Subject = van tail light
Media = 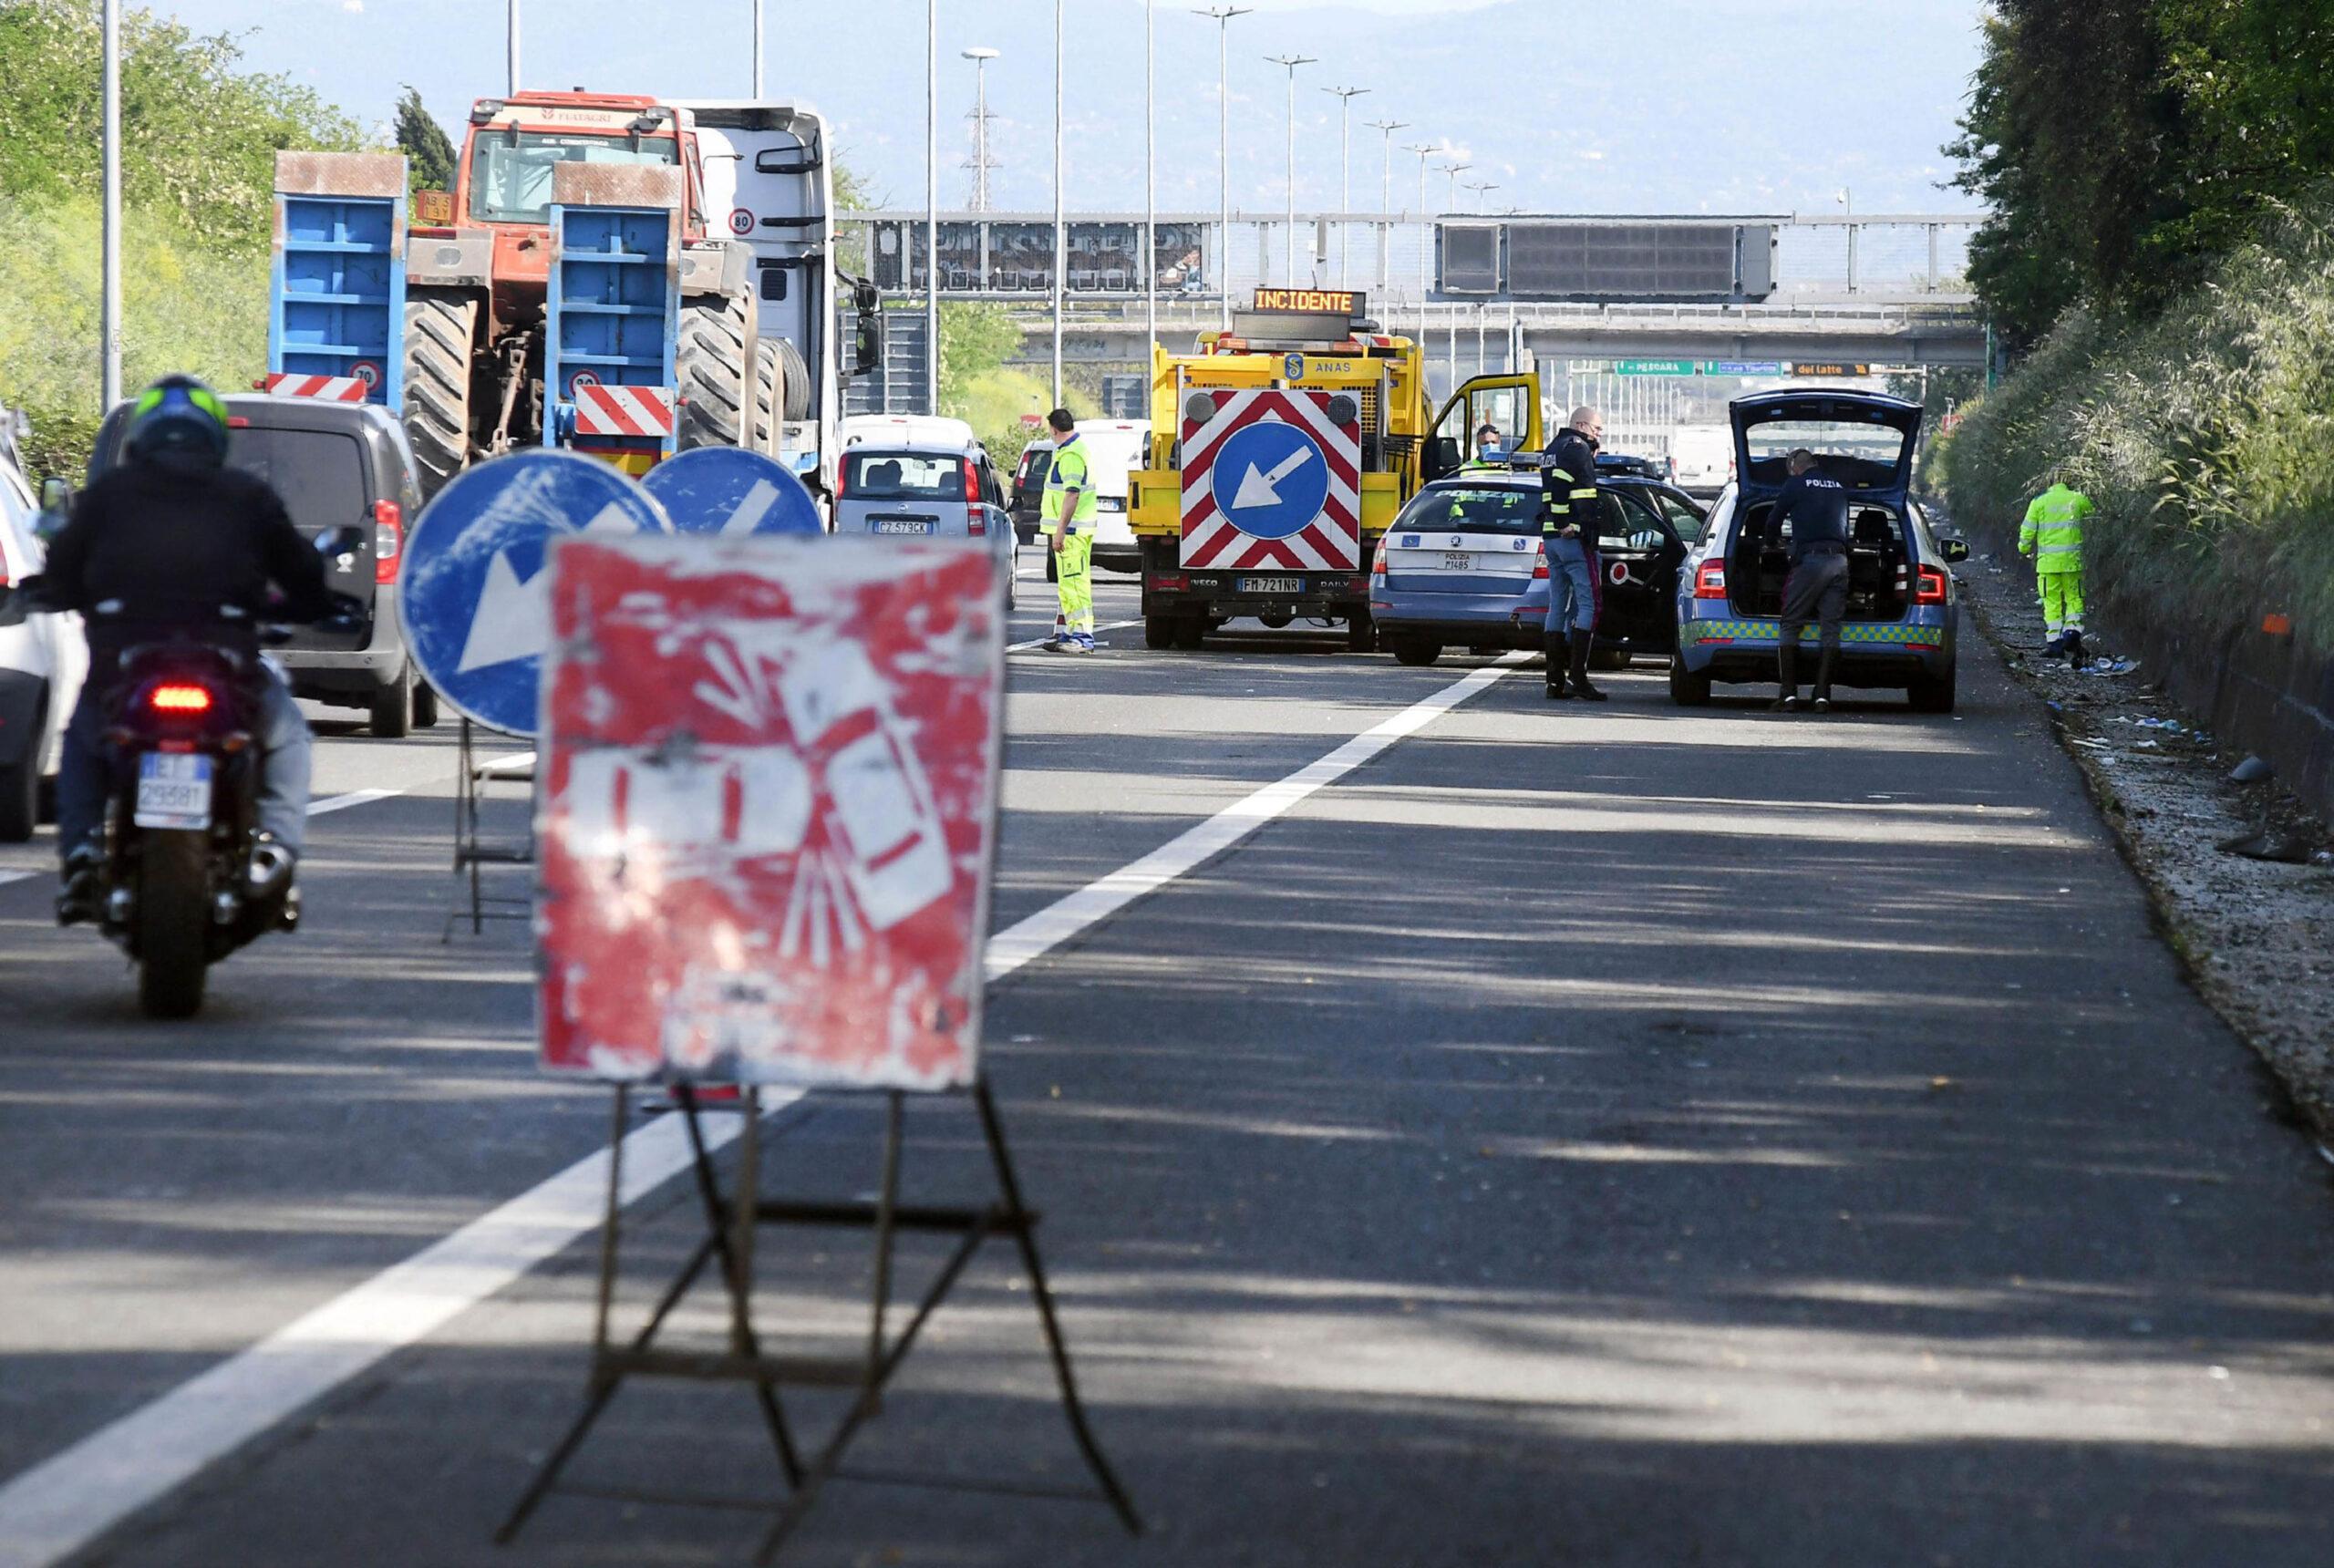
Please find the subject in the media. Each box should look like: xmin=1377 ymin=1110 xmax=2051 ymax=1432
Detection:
xmin=150 ymin=683 xmax=214 ymax=715
xmin=372 ymin=499 xmax=403 ymax=584
xmin=1914 ymin=564 xmax=1949 ymax=604
xmin=1533 ymin=541 xmax=1549 ymax=580
xmin=1694 ymin=560 xmax=1729 ymax=599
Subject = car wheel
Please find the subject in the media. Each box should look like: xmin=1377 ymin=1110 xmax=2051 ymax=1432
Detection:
xmin=1908 ymin=664 xmax=1957 ymax=713
xmin=1144 ymin=615 xmax=1175 ymax=650
xmin=369 ymin=667 xmax=414 ymax=738
xmin=1391 ymin=638 xmax=1441 ymax=667
xmin=1346 ymin=612 xmax=1375 ymax=654
xmin=411 ymin=679 xmax=440 ymax=729
xmin=1591 ymin=646 xmax=1633 ymax=672
xmin=0 ymin=752 xmax=35 ymax=843
xmin=1668 ymin=655 xmax=1712 ymax=707
xmin=1172 ymin=617 xmax=1207 ymax=651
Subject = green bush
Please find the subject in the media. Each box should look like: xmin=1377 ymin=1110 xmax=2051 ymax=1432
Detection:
xmin=1938 ymin=191 xmax=2334 ymax=654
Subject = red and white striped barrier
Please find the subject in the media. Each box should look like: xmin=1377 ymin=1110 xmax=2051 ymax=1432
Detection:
xmin=264 ymin=373 xmax=369 ymax=402
xmin=574 ymin=384 xmax=677 ymax=438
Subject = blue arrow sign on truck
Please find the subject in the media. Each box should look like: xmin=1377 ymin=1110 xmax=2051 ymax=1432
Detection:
xmin=400 ymin=450 xmax=670 ymax=736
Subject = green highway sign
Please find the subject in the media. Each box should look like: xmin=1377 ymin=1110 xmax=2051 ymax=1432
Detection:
xmin=1614 ymin=359 xmax=1699 ymax=376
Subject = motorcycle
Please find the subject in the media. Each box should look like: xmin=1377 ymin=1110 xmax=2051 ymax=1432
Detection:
xmin=1 ymin=526 xmax=366 ymax=1017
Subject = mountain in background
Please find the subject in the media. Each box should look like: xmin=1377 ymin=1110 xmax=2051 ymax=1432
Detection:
xmin=185 ymin=0 xmax=1986 ymax=218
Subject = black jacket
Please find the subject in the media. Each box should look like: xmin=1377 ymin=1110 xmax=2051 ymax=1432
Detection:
xmin=1768 ymin=467 xmax=1851 ymax=562
xmin=1540 ymin=428 xmax=1602 ymax=550
xmin=43 ymin=460 xmax=336 ymax=680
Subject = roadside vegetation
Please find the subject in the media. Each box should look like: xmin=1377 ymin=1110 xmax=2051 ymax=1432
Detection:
xmin=0 ymin=1 xmax=368 ymax=476
xmin=1937 ymin=1 xmax=2334 ymax=656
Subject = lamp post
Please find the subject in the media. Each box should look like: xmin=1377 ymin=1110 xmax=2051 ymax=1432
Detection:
xmin=1405 ymin=141 xmax=1433 ymax=346
xmin=1366 ymin=118 xmax=1407 ymax=297
xmin=1464 ymin=178 xmax=1498 ymax=214
xmin=1144 ymin=0 xmax=1156 ymax=387
xmin=962 ymin=46 xmax=999 ymax=212
xmin=1440 ymin=160 xmax=1471 ymax=213
xmin=925 ymin=0 xmax=939 ymax=414
xmin=1191 ymin=7 xmax=1251 ymax=330
xmin=751 ymin=0 xmax=763 ymax=97
xmin=1052 ymin=0 xmax=1065 ymax=403
xmin=1265 ymin=55 xmax=1315 ymax=284
xmin=1321 ymin=85 xmax=1368 ymax=288
xmin=507 ymin=0 xmax=520 ymax=96
xmin=101 ymin=0 xmax=120 ymax=409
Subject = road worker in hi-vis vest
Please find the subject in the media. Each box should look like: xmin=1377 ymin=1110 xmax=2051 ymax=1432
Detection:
xmin=2019 ymin=478 xmax=2094 ymax=665
xmin=1038 ymin=407 xmax=1099 ymax=653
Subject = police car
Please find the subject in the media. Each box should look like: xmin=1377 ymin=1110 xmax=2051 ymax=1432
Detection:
xmin=1668 ymin=390 xmax=1966 ymax=710
xmin=1368 ymin=469 xmax=1705 ymax=668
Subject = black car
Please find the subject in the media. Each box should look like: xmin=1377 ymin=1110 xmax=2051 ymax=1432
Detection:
xmin=88 ymin=395 xmax=435 ymax=737
xmin=1596 ymin=450 xmax=1672 ymax=483
xmin=1007 ymin=440 xmax=1054 ymax=545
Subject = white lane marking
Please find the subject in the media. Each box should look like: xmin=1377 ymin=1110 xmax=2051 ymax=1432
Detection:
xmin=985 ymin=654 xmax=1527 ymax=978
xmin=1007 ymin=619 xmax=1140 ymax=653
xmin=306 ymin=788 xmax=401 ymax=817
xmin=0 ymin=655 xmax=1523 ymax=1565
xmin=0 ymin=871 xmax=33 ymax=889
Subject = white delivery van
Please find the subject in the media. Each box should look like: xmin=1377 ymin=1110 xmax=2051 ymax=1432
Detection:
xmin=1069 ymin=418 xmax=1149 ymax=573
xmin=840 ymin=413 xmax=978 ymax=452
xmin=1670 ymin=425 xmax=1735 ymax=495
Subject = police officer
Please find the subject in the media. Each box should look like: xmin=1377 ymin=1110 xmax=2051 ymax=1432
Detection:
xmin=2019 ymin=476 xmax=2093 ymax=664
xmin=1038 ymin=407 xmax=1098 ymax=653
xmin=1540 ymin=405 xmax=1606 ymax=701
xmin=38 ymin=376 xmax=354 ymax=921
xmin=1767 ymin=447 xmax=1850 ymax=711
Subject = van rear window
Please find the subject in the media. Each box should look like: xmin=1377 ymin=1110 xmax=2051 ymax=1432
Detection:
xmin=845 ymin=451 xmax=966 ymax=501
xmin=224 ymin=428 xmax=367 ymax=532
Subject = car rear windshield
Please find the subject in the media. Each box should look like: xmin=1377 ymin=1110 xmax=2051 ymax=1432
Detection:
xmin=845 ymin=451 xmax=967 ymax=502
xmin=1740 ymin=416 xmax=1910 ymax=490
xmin=224 ymin=428 xmax=368 ymax=532
xmin=1396 ymin=486 xmax=1543 ymax=536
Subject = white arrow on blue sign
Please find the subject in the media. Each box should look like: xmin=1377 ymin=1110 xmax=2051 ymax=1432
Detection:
xmin=400 ymin=449 xmax=671 ymax=737
xmin=639 ymin=445 xmax=824 ymax=536
xmin=1210 ymin=418 xmax=1330 ymax=542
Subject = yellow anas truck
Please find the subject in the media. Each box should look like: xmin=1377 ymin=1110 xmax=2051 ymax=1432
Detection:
xmin=1129 ymin=288 xmax=1541 ymax=651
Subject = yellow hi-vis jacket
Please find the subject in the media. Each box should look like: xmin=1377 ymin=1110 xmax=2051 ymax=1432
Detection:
xmin=2019 ymin=483 xmax=2092 ymax=575
xmin=1040 ymin=434 xmax=1097 ymax=533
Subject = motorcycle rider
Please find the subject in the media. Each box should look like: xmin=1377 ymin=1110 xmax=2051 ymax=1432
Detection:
xmin=38 ymin=376 xmax=351 ymax=923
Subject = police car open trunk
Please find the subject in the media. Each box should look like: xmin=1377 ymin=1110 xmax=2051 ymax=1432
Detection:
xmin=1722 ymin=390 xmax=1922 ymax=622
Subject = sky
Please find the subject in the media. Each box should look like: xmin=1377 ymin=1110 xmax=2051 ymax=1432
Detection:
xmin=174 ymin=0 xmax=1990 ymax=218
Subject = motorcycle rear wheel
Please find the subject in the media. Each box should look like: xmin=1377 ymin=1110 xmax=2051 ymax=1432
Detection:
xmin=137 ymin=830 xmax=211 ymax=1019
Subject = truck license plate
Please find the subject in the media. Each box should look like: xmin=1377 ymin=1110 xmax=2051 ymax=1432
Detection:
xmin=1236 ymin=575 xmax=1302 ymax=595
xmin=135 ymin=752 xmax=213 ymax=830
xmin=873 ymin=519 xmax=930 ymax=536
xmin=1442 ymin=552 xmax=1473 ymax=570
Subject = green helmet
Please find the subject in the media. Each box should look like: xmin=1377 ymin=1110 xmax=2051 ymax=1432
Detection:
xmin=126 ymin=375 xmax=231 ymax=469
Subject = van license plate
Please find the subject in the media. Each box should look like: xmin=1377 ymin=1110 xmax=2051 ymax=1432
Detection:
xmin=1236 ymin=576 xmax=1302 ymax=595
xmin=873 ymin=520 xmax=930 ymax=536
xmin=135 ymin=752 xmax=213 ymax=830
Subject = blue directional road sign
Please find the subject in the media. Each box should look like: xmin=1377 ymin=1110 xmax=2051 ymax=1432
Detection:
xmin=1209 ymin=418 xmax=1330 ymax=542
xmin=401 ymin=449 xmax=670 ymax=737
xmin=640 ymin=445 xmax=823 ymax=536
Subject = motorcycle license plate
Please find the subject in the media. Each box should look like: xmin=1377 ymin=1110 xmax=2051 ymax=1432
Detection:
xmin=135 ymin=752 xmax=213 ymax=830
xmin=1236 ymin=575 xmax=1303 ymax=595
xmin=873 ymin=518 xmax=932 ymax=536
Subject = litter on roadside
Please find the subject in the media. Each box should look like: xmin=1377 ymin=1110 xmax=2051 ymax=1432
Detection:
xmin=2215 ymin=830 xmax=2317 ymax=864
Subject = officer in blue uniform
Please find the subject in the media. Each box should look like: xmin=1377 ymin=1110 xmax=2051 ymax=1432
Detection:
xmin=1540 ymin=407 xmax=1606 ymax=701
xmin=1767 ymin=447 xmax=1851 ymax=711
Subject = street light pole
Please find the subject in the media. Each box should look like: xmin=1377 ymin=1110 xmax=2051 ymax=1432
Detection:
xmin=1265 ymin=55 xmax=1315 ymax=284
xmin=1464 ymin=179 xmax=1498 ymax=214
xmin=1405 ymin=142 xmax=1433 ymax=346
xmin=1367 ymin=119 xmax=1407 ymax=298
xmin=1191 ymin=7 xmax=1250 ymax=331
xmin=100 ymin=0 xmax=120 ymax=409
xmin=925 ymin=0 xmax=939 ymax=415
xmin=752 ymin=0 xmax=763 ymax=97
xmin=1321 ymin=86 xmax=1368 ymax=288
xmin=1052 ymin=0 xmax=1066 ymax=403
xmin=1441 ymin=160 xmax=1470 ymax=213
xmin=1145 ymin=0 xmax=1157 ymax=385
xmin=507 ymin=0 xmax=520 ymax=96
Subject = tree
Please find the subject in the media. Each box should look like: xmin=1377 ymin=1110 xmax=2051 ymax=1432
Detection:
xmin=394 ymin=86 xmax=458 ymax=194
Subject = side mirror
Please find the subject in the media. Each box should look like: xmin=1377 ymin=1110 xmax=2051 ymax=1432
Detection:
xmin=853 ymin=314 xmax=883 ymax=377
xmin=1424 ymin=435 xmax=1461 ymax=482
xmin=1941 ymin=536 xmax=1970 ymax=563
xmin=39 ymin=477 xmax=71 ymax=513
xmin=0 ymin=586 xmax=25 ymax=630
xmin=315 ymin=523 xmax=368 ymax=571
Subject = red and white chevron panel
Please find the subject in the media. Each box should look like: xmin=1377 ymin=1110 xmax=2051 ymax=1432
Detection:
xmin=1178 ymin=388 xmax=1361 ymax=572
xmin=263 ymin=374 xmax=367 ymax=402
xmin=574 ymin=384 xmax=677 ymax=438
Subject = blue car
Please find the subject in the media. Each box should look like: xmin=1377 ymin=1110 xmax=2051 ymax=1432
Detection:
xmin=1668 ymin=389 xmax=1967 ymax=710
xmin=1368 ymin=470 xmax=1705 ymax=668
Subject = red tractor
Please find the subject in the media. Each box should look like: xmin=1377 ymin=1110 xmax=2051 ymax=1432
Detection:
xmin=402 ymin=90 xmax=791 ymax=493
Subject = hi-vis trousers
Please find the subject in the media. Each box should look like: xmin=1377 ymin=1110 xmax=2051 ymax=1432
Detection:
xmin=2039 ymin=568 xmax=2085 ymax=636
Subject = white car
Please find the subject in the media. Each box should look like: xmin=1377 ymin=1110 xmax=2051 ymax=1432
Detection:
xmin=840 ymin=413 xmax=977 ymax=453
xmin=1069 ymin=419 xmax=1150 ymax=573
xmin=0 ymin=453 xmax=87 ymax=841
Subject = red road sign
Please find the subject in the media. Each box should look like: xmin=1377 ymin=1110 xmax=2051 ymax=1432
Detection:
xmin=573 ymin=383 xmax=676 ymax=438
xmin=1178 ymin=388 xmax=1361 ymax=572
xmin=537 ymin=535 xmax=1007 ymax=1089
xmin=263 ymin=373 xmax=368 ymax=402
xmin=728 ymin=206 xmax=755 ymax=236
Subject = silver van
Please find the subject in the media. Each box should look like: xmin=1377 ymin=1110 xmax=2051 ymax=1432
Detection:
xmin=832 ymin=442 xmax=1015 ymax=608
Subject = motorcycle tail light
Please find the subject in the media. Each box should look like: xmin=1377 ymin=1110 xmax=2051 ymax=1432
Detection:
xmin=1694 ymin=561 xmax=1729 ymax=599
xmin=1914 ymin=565 xmax=1949 ymax=604
xmin=150 ymin=684 xmax=214 ymax=714
xmin=373 ymin=499 xmax=403 ymax=584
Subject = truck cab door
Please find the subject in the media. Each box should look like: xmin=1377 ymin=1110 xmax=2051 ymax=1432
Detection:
xmin=1423 ymin=374 xmax=1544 ymax=483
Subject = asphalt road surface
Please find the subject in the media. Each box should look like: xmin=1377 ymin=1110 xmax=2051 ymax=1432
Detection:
xmin=2 ymin=559 xmax=2329 ymax=1567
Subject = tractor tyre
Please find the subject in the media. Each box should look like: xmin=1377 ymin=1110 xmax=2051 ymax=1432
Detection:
xmin=403 ymin=293 xmax=479 ymax=500
xmin=676 ymin=291 xmax=754 ymax=450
